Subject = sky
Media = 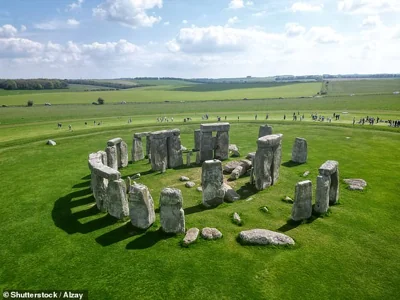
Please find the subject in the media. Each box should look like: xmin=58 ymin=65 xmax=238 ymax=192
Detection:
xmin=0 ymin=0 xmax=399 ymax=79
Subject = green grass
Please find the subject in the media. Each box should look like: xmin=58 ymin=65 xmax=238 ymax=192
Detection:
xmin=327 ymin=79 xmax=400 ymax=95
xmin=0 ymin=82 xmax=399 ymax=299
xmin=0 ymin=82 xmax=321 ymax=106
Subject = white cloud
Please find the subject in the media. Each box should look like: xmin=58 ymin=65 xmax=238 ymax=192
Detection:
xmin=338 ymin=0 xmax=400 ymax=14
xmin=285 ymin=23 xmax=306 ymax=37
xmin=361 ymin=16 xmax=382 ymax=28
xmin=291 ymin=2 xmax=323 ymax=12
xmin=20 ymin=25 xmax=27 ymax=32
xmin=0 ymin=38 xmax=43 ymax=58
xmin=66 ymin=0 xmax=84 ymax=11
xmin=228 ymin=0 xmax=244 ymax=9
xmin=163 ymin=21 xmax=170 ymax=26
xmin=182 ymin=20 xmax=188 ymax=24
xmin=0 ymin=24 xmax=18 ymax=37
xmin=246 ymin=1 xmax=254 ymax=5
xmin=93 ymin=0 xmax=162 ymax=29
xmin=34 ymin=19 xmax=80 ymax=30
xmin=67 ymin=19 xmax=80 ymax=26
xmin=227 ymin=16 xmax=239 ymax=26
xmin=307 ymin=26 xmax=343 ymax=44
xmin=165 ymin=26 xmax=284 ymax=53
xmin=252 ymin=10 xmax=267 ymax=17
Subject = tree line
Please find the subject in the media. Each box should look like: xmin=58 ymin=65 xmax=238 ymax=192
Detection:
xmin=65 ymin=79 xmax=148 ymax=89
xmin=0 ymin=79 xmax=68 ymax=90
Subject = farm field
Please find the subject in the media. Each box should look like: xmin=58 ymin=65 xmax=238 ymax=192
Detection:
xmin=0 ymin=79 xmax=399 ymax=300
xmin=326 ymin=79 xmax=400 ymax=95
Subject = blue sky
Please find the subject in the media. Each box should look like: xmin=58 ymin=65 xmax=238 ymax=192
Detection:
xmin=0 ymin=0 xmax=399 ymax=78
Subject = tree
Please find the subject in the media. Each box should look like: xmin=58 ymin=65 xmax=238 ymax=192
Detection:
xmin=97 ymin=97 xmax=105 ymax=105
xmin=5 ymin=80 xmax=17 ymax=90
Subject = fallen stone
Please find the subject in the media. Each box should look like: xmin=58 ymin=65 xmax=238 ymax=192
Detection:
xmin=223 ymin=183 xmax=240 ymax=202
xmin=185 ymin=181 xmax=195 ymax=188
xmin=260 ymin=206 xmax=269 ymax=213
xmin=196 ymin=187 xmax=203 ymax=192
xmin=182 ymin=228 xmax=199 ymax=246
xmin=201 ymin=227 xmax=223 ymax=240
xmin=229 ymin=144 xmax=240 ymax=157
xmin=179 ymin=176 xmax=190 ymax=181
xmin=47 ymin=140 xmax=56 ymax=146
xmin=238 ymin=229 xmax=295 ymax=246
xmin=233 ymin=212 xmax=242 ymax=225
xmin=246 ymin=152 xmax=256 ymax=160
xmin=223 ymin=161 xmax=242 ymax=174
xmin=303 ymin=171 xmax=310 ymax=177
xmin=343 ymin=178 xmax=367 ymax=191
xmin=282 ymin=196 xmax=293 ymax=203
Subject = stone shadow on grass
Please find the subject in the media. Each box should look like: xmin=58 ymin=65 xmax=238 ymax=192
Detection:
xmin=125 ymin=228 xmax=174 ymax=250
xmin=184 ymin=203 xmax=209 ymax=215
xmin=236 ymin=182 xmax=259 ymax=199
xmin=72 ymin=180 xmax=91 ymax=189
xmin=276 ymin=216 xmax=319 ymax=233
xmin=96 ymin=223 xmax=146 ymax=247
xmin=52 ymin=187 xmax=118 ymax=235
xmin=282 ymin=160 xmax=303 ymax=168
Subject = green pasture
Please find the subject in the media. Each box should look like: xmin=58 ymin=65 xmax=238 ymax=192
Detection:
xmin=0 ymin=80 xmax=399 ymax=299
xmin=326 ymin=79 xmax=400 ymax=95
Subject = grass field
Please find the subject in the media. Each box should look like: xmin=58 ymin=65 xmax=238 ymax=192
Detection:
xmin=326 ymin=79 xmax=400 ymax=95
xmin=0 ymin=79 xmax=399 ymax=299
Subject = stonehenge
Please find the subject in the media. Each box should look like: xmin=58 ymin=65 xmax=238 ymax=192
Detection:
xmin=291 ymin=180 xmax=313 ymax=221
xmin=105 ymin=137 xmax=129 ymax=170
xmin=159 ymin=188 xmax=185 ymax=234
xmin=149 ymin=129 xmax=183 ymax=171
xmin=252 ymin=134 xmax=283 ymax=190
xmin=315 ymin=160 xmax=339 ymax=213
xmin=291 ymin=137 xmax=308 ymax=163
xmin=258 ymin=125 xmax=273 ymax=138
xmin=202 ymin=159 xmax=225 ymax=208
xmin=198 ymin=123 xmax=230 ymax=162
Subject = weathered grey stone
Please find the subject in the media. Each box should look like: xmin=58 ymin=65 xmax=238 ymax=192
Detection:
xmin=253 ymin=134 xmax=283 ymax=190
xmin=185 ymin=181 xmax=195 ymax=188
xmin=230 ymin=165 xmax=245 ymax=180
xmin=47 ymin=139 xmax=56 ymax=146
xmin=200 ymin=131 xmax=213 ymax=162
xmin=200 ymin=123 xmax=230 ymax=132
xmin=194 ymin=129 xmax=201 ymax=150
xmin=233 ymin=212 xmax=242 ymax=225
xmin=229 ymin=144 xmax=240 ymax=157
xmin=107 ymin=137 xmax=122 ymax=146
xmin=107 ymin=179 xmax=129 ymax=219
xmin=150 ymin=136 xmax=168 ymax=171
xmin=132 ymin=137 xmax=144 ymax=162
xmin=315 ymin=175 xmax=330 ymax=214
xmin=238 ymin=229 xmax=295 ymax=246
xmin=88 ymin=152 xmax=103 ymax=170
xmin=161 ymin=161 xmax=166 ymax=173
xmin=129 ymin=183 xmax=155 ymax=229
xmin=196 ymin=187 xmax=202 ymax=192
xmin=105 ymin=145 xmax=118 ymax=170
xmin=92 ymin=174 xmax=108 ymax=212
xmin=246 ymin=152 xmax=256 ymax=160
xmin=134 ymin=132 xmax=149 ymax=138
xmin=303 ymin=171 xmax=310 ymax=177
xmin=223 ymin=161 xmax=242 ymax=174
xmin=201 ymin=227 xmax=222 ymax=240
xmin=291 ymin=180 xmax=313 ymax=221
xmin=317 ymin=160 xmax=339 ymax=205
xmin=119 ymin=141 xmax=128 ymax=168
xmin=92 ymin=165 xmax=121 ymax=180
xmin=343 ymin=178 xmax=367 ymax=191
xmin=167 ymin=133 xmax=183 ymax=168
xmin=215 ymin=131 xmax=229 ymax=160
xmin=182 ymin=228 xmax=199 ymax=246
xmin=282 ymin=196 xmax=294 ymax=203
xmin=180 ymin=176 xmax=190 ymax=181
xmin=159 ymin=188 xmax=185 ymax=234
xmin=146 ymin=135 xmax=151 ymax=157
xmin=291 ymin=137 xmax=308 ymax=163
xmin=223 ymin=183 xmax=240 ymax=202
xmin=186 ymin=151 xmax=192 ymax=166
xmin=98 ymin=150 xmax=108 ymax=166
xmin=202 ymin=160 xmax=225 ymax=208
xmin=258 ymin=125 xmax=273 ymax=138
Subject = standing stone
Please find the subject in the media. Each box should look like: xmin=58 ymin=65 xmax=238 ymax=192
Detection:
xmin=291 ymin=137 xmax=308 ymax=164
xmin=92 ymin=175 xmax=108 ymax=212
xmin=200 ymin=131 xmax=213 ymax=162
xmin=159 ymin=188 xmax=185 ymax=234
xmin=258 ymin=125 xmax=273 ymax=138
xmin=167 ymin=130 xmax=183 ymax=168
xmin=119 ymin=141 xmax=129 ymax=167
xmin=318 ymin=160 xmax=339 ymax=205
xmin=194 ymin=129 xmax=201 ymax=150
xmin=252 ymin=134 xmax=283 ymax=190
xmin=202 ymin=160 xmax=225 ymax=207
xmin=315 ymin=175 xmax=330 ymax=214
xmin=215 ymin=131 xmax=229 ymax=160
xmin=105 ymin=145 xmax=118 ymax=170
xmin=129 ymin=183 xmax=155 ymax=229
xmin=132 ymin=137 xmax=144 ymax=162
xmin=291 ymin=180 xmax=313 ymax=221
xmin=186 ymin=151 xmax=192 ymax=166
xmin=146 ymin=135 xmax=151 ymax=158
xmin=107 ymin=179 xmax=129 ymax=219
xmin=150 ymin=134 xmax=168 ymax=171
